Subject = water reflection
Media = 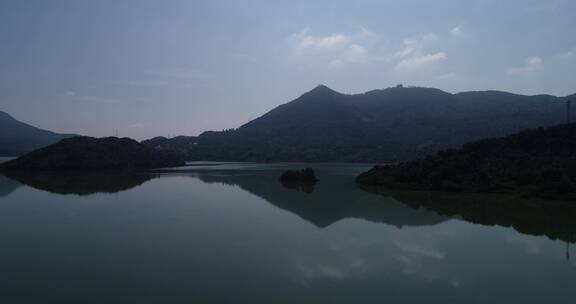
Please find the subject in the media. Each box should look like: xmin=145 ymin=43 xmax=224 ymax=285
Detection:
xmin=280 ymin=180 xmax=316 ymax=193
xmin=0 ymin=175 xmax=21 ymax=198
xmin=4 ymin=166 xmax=576 ymax=245
xmin=360 ymin=185 xmax=576 ymax=243
xmin=0 ymin=165 xmax=575 ymax=302
xmin=193 ymin=170 xmax=449 ymax=228
xmin=1 ymin=172 xmax=157 ymax=195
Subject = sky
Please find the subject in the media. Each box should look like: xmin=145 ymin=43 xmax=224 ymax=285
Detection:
xmin=0 ymin=0 xmax=575 ymax=139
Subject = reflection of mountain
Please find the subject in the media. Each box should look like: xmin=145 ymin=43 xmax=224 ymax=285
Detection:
xmin=361 ymin=185 xmax=576 ymax=243
xmin=2 ymin=172 xmax=157 ymax=195
xmin=193 ymin=170 xmax=449 ymax=228
xmin=0 ymin=175 xmax=22 ymax=198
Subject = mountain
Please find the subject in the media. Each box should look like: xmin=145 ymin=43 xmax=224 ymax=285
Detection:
xmin=357 ymin=123 xmax=576 ymax=199
xmin=0 ymin=111 xmax=78 ymax=156
xmin=0 ymin=136 xmax=186 ymax=171
xmin=143 ymin=85 xmax=575 ymax=162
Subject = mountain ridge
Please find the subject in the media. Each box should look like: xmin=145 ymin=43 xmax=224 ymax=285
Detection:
xmin=0 ymin=111 xmax=79 ymax=156
xmin=143 ymin=85 xmax=575 ymax=162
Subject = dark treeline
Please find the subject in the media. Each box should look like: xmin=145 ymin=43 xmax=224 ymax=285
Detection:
xmin=357 ymin=123 xmax=576 ymax=199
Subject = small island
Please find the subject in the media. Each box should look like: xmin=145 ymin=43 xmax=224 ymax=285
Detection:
xmin=279 ymin=168 xmax=319 ymax=183
xmin=357 ymin=123 xmax=576 ymax=199
xmin=0 ymin=136 xmax=186 ymax=171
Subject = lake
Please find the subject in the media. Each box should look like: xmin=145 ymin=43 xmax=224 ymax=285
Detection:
xmin=0 ymin=163 xmax=575 ymax=303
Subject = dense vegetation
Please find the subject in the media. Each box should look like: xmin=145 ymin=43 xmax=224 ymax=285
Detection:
xmin=143 ymin=85 xmax=573 ymax=162
xmin=357 ymin=123 xmax=576 ymax=198
xmin=279 ymin=168 xmax=318 ymax=182
xmin=0 ymin=111 xmax=78 ymax=156
xmin=0 ymin=136 xmax=185 ymax=171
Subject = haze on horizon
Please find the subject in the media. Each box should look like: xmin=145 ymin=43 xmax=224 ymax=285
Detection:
xmin=0 ymin=0 xmax=575 ymax=139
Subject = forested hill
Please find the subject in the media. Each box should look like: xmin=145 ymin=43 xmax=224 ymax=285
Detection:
xmin=357 ymin=123 xmax=576 ymax=198
xmin=143 ymin=85 xmax=574 ymax=162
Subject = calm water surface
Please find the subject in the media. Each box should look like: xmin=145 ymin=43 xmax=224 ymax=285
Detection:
xmin=0 ymin=163 xmax=575 ymax=303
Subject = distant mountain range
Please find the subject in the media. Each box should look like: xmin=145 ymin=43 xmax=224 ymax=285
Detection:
xmin=144 ymin=85 xmax=575 ymax=162
xmin=0 ymin=111 xmax=78 ymax=156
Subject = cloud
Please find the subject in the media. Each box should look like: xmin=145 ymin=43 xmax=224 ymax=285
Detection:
xmin=507 ymin=56 xmax=543 ymax=75
xmin=144 ymin=67 xmax=213 ymax=80
xmin=128 ymin=123 xmax=145 ymax=129
xmin=437 ymin=72 xmax=457 ymax=80
xmin=450 ymin=26 xmax=463 ymax=37
xmin=403 ymin=33 xmax=438 ymax=47
xmin=358 ymin=26 xmax=375 ymax=38
xmin=288 ymin=28 xmax=449 ymax=73
xmin=64 ymin=91 xmax=122 ymax=104
xmin=292 ymin=29 xmax=351 ymax=55
xmin=329 ymin=44 xmax=368 ymax=67
xmin=393 ymin=32 xmax=447 ymax=71
xmin=289 ymin=28 xmax=371 ymax=68
xmin=119 ymin=67 xmax=215 ymax=89
xmin=228 ymin=52 xmax=258 ymax=63
xmin=396 ymin=52 xmax=447 ymax=70
xmin=125 ymin=80 xmax=169 ymax=87
xmin=558 ymin=48 xmax=576 ymax=58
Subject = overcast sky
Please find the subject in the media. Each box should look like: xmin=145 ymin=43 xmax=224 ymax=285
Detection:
xmin=0 ymin=0 xmax=575 ymax=139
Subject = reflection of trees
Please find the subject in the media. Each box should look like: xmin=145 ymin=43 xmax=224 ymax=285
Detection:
xmin=360 ymin=184 xmax=576 ymax=243
xmin=280 ymin=180 xmax=315 ymax=194
xmin=194 ymin=170 xmax=449 ymax=228
xmin=2 ymin=172 xmax=157 ymax=195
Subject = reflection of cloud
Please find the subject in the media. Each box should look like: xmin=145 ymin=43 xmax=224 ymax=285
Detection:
xmin=450 ymin=277 xmax=461 ymax=288
xmin=296 ymin=255 xmax=367 ymax=281
xmin=299 ymin=264 xmax=350 ymax=280
xmin=396 ymin=255 xmax=440 ymax=281
xmin=392 ymin=233 xmax=451 ymax=283
xmin=505 ymin=235 xmax=542 ymax=255
xmin=396 ymin=240 xmax=446 ymax=259
xmin=293 ymin=240 xmax=370 ymax=283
